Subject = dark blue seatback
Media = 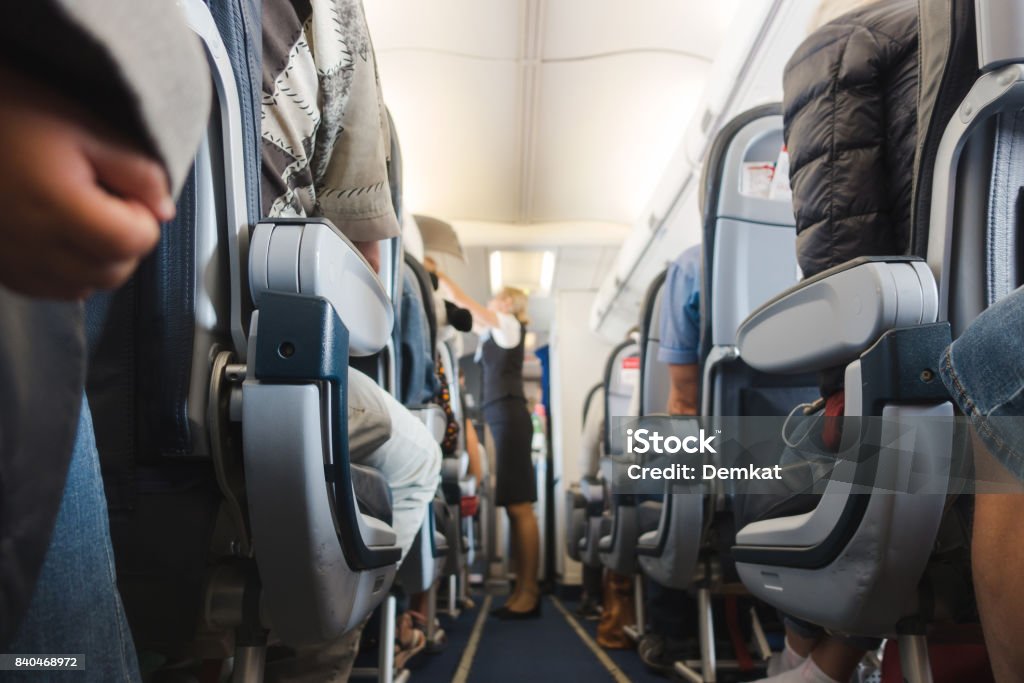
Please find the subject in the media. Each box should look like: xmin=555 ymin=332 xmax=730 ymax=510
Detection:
xmin=88 ymin=0 xmax=262 ymax=465
xmin=84 ymin=0 xmax=262 ymax=649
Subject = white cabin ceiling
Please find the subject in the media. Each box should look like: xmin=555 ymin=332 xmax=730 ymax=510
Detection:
xmin=365 ymin=0 xmax=740 ymax=231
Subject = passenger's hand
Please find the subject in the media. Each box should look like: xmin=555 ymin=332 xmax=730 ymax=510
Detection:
xmin=0 ymin=66 xmax=174 ymax=300
xmin=423 ymin=256 xmax=438 ymax=275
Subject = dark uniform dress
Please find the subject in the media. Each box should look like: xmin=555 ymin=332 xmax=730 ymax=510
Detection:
xmin=480 ymin=320 xmax=537 ymax=506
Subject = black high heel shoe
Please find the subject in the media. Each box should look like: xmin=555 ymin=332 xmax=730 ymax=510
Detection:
xmin=493 ymin=598 xmax=542 ymax=620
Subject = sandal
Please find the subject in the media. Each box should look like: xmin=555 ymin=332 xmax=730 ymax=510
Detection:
xmin=408 ymin=610 xmax=448 ymax=651
xmin=394 ymin=612 xmax=426 ymax=670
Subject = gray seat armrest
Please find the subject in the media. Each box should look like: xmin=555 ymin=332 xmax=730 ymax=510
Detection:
xmin=250 ymin=218 xmax=394 ymax=356
xmin=736 ymin=257 xmax=938 ymax=374
xmin=579 ymin=476 xmax=605 ymax=507
xmin=636 ymin=530 xmax=660 ymax=551
xmin=440 ymin=457 xmax=462 ymax=484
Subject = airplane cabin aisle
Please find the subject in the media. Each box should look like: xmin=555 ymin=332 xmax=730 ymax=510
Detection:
xmin=371 ymin=593 xmax=663 ymax=683
xmin=352 ymin=586 xmax=769 ymax=683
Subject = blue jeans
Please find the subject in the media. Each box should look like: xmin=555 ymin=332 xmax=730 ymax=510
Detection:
xmin=940 ymin=285 xmax=1024 ymax=483
xmin=5 ymin=399 xmax=141 ymax=682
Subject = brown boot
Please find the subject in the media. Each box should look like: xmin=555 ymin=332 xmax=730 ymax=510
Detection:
xmin=596 ymin=571 xmax=636 ymax=649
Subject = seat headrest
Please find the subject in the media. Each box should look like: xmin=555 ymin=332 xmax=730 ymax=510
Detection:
xmin=603 ymin=340 xmax=639 ymax=452
xmin=698 ymin=105 xmax=795 ymax=361
xmin=638 ymin=271 xmax=670 ymax=416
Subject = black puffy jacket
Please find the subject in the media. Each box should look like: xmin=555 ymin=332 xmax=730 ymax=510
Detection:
xmin=783 ymin=0 xmax=918 ymax=278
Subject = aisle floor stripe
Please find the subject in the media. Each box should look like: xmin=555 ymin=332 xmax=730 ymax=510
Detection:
xmin=550 ymin=596 xmax=632 ymax=683
xmin=452 ymin=594 xmax=492 ymax=683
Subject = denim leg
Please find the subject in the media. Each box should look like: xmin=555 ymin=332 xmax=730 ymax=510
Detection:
xmin=5 ymin=398 xmax=141 ymax=683
xmin=939 ymin=284 xmax=1024 ymax=482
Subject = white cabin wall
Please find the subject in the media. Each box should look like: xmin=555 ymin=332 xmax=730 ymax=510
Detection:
xmin=549 ymin=289 xmax=616 ymax=585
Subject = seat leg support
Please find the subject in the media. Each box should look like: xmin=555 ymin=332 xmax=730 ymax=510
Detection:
xmin=448 ymin=574 xmax=459 ymax=617
xmin=634 ymin=577 xmax=646 ymax=639
xmin=673 ymin=661 xmax=703 ymax=683
xmin=230 ymin=568 xmax=267 ymax=683
xmin=698 ymin=586 xmax=716 ymax=683
xmin=378 ymin=594 xmax=397 ymax=683
xmin=898 ymin=634 xmax=933 ymax=683
xmin=232 ymin=646 xmax=266 ymax=683
xmin=749 ymin=606 xmax=772 ymax=661
xmin=426 ymin=582 xmax=439 ymax=645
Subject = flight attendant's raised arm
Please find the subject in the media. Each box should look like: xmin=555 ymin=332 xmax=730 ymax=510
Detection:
xmin=424 ymin=259 xmax=500 ymax=329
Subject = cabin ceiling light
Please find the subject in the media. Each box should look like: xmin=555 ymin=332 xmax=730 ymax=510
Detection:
xmin=489 ymin=250 xmax=503 ymax=296
xmin=489 ymin=249 xmax=556 ymax=297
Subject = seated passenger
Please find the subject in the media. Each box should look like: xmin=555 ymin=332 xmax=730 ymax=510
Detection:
xmin=638 ymin=245 xmax=702 ymax=673
xmin=785 ymin=0 xmax=918 ymax=398
xmin=261 ymin=0 xmax=441 ymax=678
xmin=0 ymin=4 xmax=209 ymax=679
xmin=758 ymin=0 xmax=916 ymax=681
xmin=399 ymin=264 xmax=441 ymax=408
xmin=939 ymin=291 xmax=1024 ymax=681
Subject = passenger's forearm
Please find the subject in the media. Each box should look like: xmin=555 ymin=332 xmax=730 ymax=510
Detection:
xmin=437 ymin=272 xmax=497 ymax=328
xmin=668 ymin=394 xmax=698 ymax=416
xmin=465 ymin=419 xmax=483 ymax=483
xmin=667 ymin=363 xmax=699 ymax=415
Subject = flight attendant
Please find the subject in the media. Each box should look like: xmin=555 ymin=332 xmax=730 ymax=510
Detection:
xmin=428 ymin=261 xmax=541 ymax=619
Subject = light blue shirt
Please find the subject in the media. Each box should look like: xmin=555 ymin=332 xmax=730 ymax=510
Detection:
xmin=657 ymin=245 xmax=702 ymax=365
